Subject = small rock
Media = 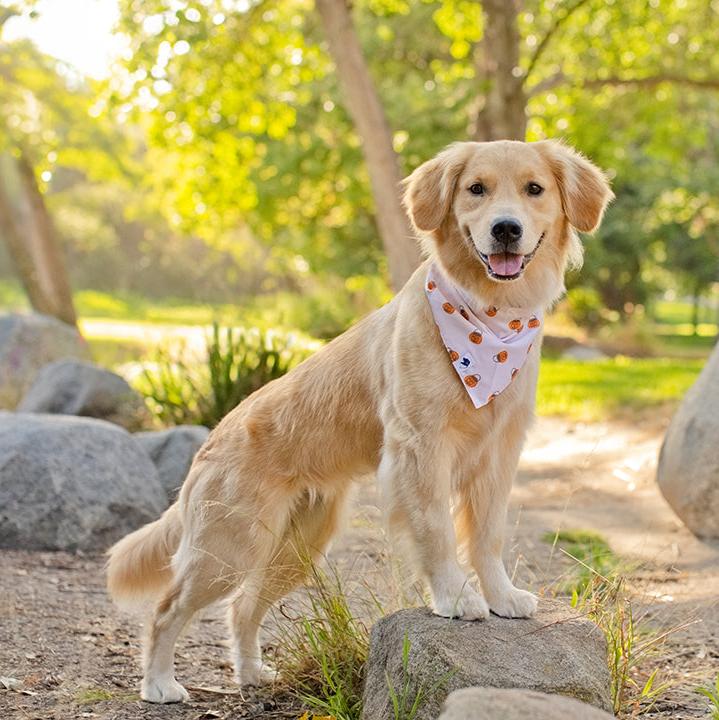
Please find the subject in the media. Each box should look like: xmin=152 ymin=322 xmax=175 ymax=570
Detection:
xmin=657 ymin=341 xmax=719 ymax=538
xmin=134 ymin=425 xmax=209 ymax=499
xmin=0 ymin=413 xmax=167 ymax=551
xmin=0 ymin=313 xmax=90 ymax=409
xmin=361 ymin=600 xmax=611 ymax=720
xmin=18 ymin=359 xmax=146 ymax=430
xmin=439 ymin=687 xmax=614 ymax=720
xmin=561 ymin=345 xmax=607 ymax=361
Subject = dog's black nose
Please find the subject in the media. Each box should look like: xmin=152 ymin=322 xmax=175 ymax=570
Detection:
xmin=491 ymin=218 xmax=523 ymax=244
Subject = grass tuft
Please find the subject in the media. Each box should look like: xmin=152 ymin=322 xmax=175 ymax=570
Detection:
xmin=544 ymin=528 xmax=679 ymax=717
xmin=274 ymin=562 xmax=375 ymax=720
xmin=76 ymin=687 xmax=115 ymax=704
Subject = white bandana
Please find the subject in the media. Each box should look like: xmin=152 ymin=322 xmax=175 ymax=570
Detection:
xmin=425 ymin=264 xmax=543 ymax=409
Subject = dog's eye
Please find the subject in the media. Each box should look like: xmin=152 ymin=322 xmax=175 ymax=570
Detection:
xmin=469 ymin=183 xmax=485 ymax=196
xmin=527 ymin=182 xmax=544 ymax=196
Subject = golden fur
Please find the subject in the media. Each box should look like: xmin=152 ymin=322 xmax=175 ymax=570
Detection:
xmin=106 ymin=140 xmax=613 ymax=703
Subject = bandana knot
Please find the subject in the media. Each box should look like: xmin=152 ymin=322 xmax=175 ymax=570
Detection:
xmin=425 ymin=264 xmax=542 ymax=409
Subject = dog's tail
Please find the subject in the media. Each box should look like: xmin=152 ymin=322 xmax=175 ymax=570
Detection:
xmin=106 ymin=502 xmax=182 ymax=607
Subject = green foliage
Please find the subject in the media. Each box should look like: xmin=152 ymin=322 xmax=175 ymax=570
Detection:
xmin=563 ymin=287 xmax=607 ymax=330
xmin=697 ymin=675 xmax=719 ymax=720
xmin=3 ymin=0 xmax=719 ymax=320
xmin=136 ymin=323 xmax=319 ymax=427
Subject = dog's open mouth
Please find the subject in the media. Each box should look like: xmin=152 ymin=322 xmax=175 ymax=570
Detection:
xmin=475 ymin=233 xmax=545 ymax=281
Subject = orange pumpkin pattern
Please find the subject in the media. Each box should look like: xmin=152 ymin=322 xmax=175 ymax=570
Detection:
xmin=424 ymin=265 xmax=543 ymax=410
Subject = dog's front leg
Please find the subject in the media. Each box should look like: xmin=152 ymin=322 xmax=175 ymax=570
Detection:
xmin=460 ymin=461 xmax=537 ymax=619
xmin=378 ymin=436 xmax=489 ymax=621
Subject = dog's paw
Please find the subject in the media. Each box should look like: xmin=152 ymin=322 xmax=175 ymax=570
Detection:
xmin=487 ymin=587 xmax=538 ymax=618
xmin=432 ymin=583 xmax=490 ymax=621
xmin=235 ymin=661 xmax=278 ymax=687
xmin=141 ymin=676 xmax=189 ymax=703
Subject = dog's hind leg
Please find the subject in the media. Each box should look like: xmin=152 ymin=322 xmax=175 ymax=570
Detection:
xmin=141 ymin=543 xmax=235 ymax=703
xmin=228 ymin=489 xmax=347 ymax=687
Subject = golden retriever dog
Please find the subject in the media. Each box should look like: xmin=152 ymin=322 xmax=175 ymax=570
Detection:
xmin=107 ymin=139 xmax=612 ymax=703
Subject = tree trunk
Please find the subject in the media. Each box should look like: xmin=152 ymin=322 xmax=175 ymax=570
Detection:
xmin=315 ymin=0 xmax=421 ymax=291
xmin=0 ymin=152 xmax=77 ymax=325
xmin=472 ymin=0 xmax=527 ymax=141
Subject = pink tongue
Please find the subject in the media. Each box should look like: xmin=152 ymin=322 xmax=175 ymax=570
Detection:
xmin=488 ymin=252 xmax=523 ymax=276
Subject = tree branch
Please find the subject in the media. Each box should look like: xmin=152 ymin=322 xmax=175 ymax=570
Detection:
xmin=527 ymin=71 xmax=719 ymax=97
xmin=524 ymin=0 xmax=593 ymax=80
xmin=583 ymin=74 xmax=719 ymax=90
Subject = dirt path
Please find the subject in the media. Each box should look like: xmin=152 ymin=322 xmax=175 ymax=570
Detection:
xmin=1 ymin=416 xmax=717 ymax=719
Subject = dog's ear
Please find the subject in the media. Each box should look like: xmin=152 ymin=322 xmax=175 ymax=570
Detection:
xmin=536 ymin=140 xmax=614 ymax=232
xmin=403 ymin=144 xmax=467 ymax=232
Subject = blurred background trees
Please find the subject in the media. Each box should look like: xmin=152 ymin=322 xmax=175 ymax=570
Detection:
xmin=0 ymin=0 xmax=718 ymax=337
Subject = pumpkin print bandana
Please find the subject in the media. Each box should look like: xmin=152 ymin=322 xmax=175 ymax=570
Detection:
xmin=425 ymin=264 xmax=543 ymax=409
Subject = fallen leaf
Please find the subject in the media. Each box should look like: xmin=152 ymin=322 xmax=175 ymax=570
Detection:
xmin=0 ymin=676 xmax=22 ymax=691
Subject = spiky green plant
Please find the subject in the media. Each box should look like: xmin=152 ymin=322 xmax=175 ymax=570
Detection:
xmin=137 ymin=322 xmax=318 ymax=427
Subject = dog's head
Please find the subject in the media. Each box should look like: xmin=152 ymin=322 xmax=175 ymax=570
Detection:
xmin=403 ymin=140 xmax=613 ymax=308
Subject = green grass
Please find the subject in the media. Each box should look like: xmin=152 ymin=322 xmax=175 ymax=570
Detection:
xmin=652 ymin=298 xmax=719 ymax=327
xmin=697 ymin=675 xmax=719 ymax=719
xmin=542 ymin=529 xmax=622 ymax=595
xmin=537 ymin=355 xmax=705 ymax=421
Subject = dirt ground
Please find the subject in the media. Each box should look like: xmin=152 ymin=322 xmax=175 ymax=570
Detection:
xmin=1 ymin=414 xmax=718 ymax=720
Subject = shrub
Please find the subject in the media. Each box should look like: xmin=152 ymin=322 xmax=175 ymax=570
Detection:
xmin=136 ymin=323 xmax=320 ymax=427
xmin=564 ymin=286 xmax=608 ymax=330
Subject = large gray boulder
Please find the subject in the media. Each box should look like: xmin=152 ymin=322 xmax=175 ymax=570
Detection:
xmin=18 ymin=359 xmax=146 ymax=430
xmin=134 ymin=425 xmax=209 ymax=499
xmin=361 ymin=601 xmax=611 ymax=720
xmin=657 ymin=341 xmax=719 ymax=538
xmin=0 ymin=313 xmax=90 ymax=409
xmin=439 ymin=687 xmax=614 ymax=720
xmin=0 ymin=413 xmax=167 ymax=551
